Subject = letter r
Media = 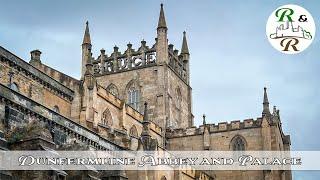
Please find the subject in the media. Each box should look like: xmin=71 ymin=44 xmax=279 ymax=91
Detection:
xmin=275 ymin=8 xmax=294 ymax=22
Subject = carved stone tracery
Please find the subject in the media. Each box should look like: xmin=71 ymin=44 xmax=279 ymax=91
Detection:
xmin=93 ymin=41 xmax=156 ymax=75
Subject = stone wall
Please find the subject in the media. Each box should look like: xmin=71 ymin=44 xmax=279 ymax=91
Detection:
xmin=96 ymin=65 xmax=160 ymax=121
xmin=166 ymin=116 xmax=291 ymax=179
xmin=0 ymin=83 xmax=122 ymax=151
xmin=0 ymin=47 xmax=74 ymax=118
xmin=95 ymin=61 xmax=192 ymax=131
xmin=166 ymin=65 xmax=192 ymax=129
xmin=94 ymin=85 xmax=163 ymax=148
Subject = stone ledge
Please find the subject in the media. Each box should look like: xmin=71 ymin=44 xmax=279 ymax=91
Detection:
xmin=0 ymin=46 xmax=74 ymax=100
xmin=166 ymin=118 xmax=263 ymax=138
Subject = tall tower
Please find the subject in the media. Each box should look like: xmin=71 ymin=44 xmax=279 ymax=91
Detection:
xmin=86 ymin=4 xmax=194 ymax=146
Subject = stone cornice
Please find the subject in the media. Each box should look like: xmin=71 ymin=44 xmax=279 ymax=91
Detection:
xmin=166 ymin=118 xmax=263 ymax=138
xmin=0 ymin=46 xmax=74 ymax=101
xmin=0 ymin=84 xmax=122 ymax=151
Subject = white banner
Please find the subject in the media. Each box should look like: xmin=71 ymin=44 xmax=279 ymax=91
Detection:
xmin=0 ymin=151 xmax=317 ymax=170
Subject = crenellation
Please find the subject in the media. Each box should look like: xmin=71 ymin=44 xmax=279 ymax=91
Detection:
xmin=173 ymin=49 xmax=179 ymax=56
xmin=244 ymin=118 xmax=254 ymax=128
xmin=231 ymin=120 xmax=240 ymax=129
xmin=168 ymin=44 xmax=174 ymax=52
xmin=218 ymin=122 xmax=228 ymax=131
xmin=185 ymin=126 xmax=197 ymax=135
xmin=208 ymin=124 xmax=218 ymax=132
xmin=167 ymin=118 xmax=264 ymax=138
xmin=92 ymin=41 xmax=157 ymax=76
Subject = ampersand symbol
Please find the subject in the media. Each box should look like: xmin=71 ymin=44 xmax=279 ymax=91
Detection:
xmin=298 ymin=15 xmax=307 ymax=22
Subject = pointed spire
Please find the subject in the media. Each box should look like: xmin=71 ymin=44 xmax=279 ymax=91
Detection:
xmin=82 ymin=21 xmax=91 ymax=45
xmin=262 ymin=87 xmax=271 ymax=117
xmin=181 ymin=31 xmax=189 ymax=55
xmin=141 ymin=102 xmax=151 ymax=137
xmin=157 ymin=4 xmax=167 ymax=29
xmin=143 ymin=102 xmax=149 ymax=123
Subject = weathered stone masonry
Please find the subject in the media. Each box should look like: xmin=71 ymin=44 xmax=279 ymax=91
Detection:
xmin=0 ymin=3 xmax=291 ymax=180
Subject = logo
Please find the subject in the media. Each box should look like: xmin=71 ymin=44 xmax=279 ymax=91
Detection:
xmin=266 ymin=4 xmax=315 ymax=54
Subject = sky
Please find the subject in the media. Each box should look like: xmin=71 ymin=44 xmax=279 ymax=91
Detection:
xmin=0 ymin=0 xmax=319 ymax=179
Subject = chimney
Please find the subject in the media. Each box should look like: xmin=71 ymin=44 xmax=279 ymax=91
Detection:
xmin=30 ymin=49 xmax=42 ymax=64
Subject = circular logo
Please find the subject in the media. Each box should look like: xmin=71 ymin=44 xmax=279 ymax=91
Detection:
xmin=266 ymin=4 xmax=315 ymax=54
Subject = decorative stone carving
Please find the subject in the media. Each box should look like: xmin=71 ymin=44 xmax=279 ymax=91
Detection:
xmin=101 ymin=108 xmax=113 ymax=126
xmin=93 ymin=41 xmax=156 ymax=75
xmin=106 ymin=83 xmax=119 ymax=97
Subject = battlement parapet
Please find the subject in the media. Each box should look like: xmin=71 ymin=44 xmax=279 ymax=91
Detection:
xmin=166 ymin=118 xmax=262 ymax=138
xmin=92 ymin=41 xmax=157 ymax=76
xmin=90 ymin=40 xmax=189 ymax=83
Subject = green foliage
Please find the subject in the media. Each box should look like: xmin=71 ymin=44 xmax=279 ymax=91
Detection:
xmin=5 ymin=121 xmax=46 ymax=143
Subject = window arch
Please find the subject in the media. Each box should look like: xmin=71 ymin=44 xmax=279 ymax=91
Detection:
xmin=126 ymin=79 xmax=141 ymax=112
xmin=129 ymin=125 xmax=138 ymax=137
xmin=230 ymin=135 xmax=246 ymax=151
xmin=101 ymin=108 xmax=113 ymax=126
xmin=128 ymin=87 xmax=140 ymax=111
xmin=106 ymin=83 xmax=119 ymax=97
xmin=53 ymin=105 xmax=60 ymax=113
xmin=10 ymin=82 xmax=19 ymax=92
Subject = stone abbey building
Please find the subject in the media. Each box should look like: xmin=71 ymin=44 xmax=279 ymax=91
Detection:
xmin=0 ymin=4 xmax=291 ymax=180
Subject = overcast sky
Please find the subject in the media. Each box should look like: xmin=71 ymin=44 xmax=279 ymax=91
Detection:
xmin=0 ymin=0 xmax=319 ymax=179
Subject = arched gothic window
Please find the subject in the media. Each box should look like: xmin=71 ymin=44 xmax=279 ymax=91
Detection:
xmin=128 ymin=86 xmax=140 ymax=111
xmin=106 ymin=83 xmax=119 ymax=97
xmin=129 ymin=125 xmax=138 ymax=137
xmin=53 ymin=105 xmax=60 ymax=113
xmin=101 ymin=108 xmax=113 ymax=126
xmin=231 ymin=136 xmax=246 ymax=151
xmin=10 ymin=82 xmax=19 ymax=92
